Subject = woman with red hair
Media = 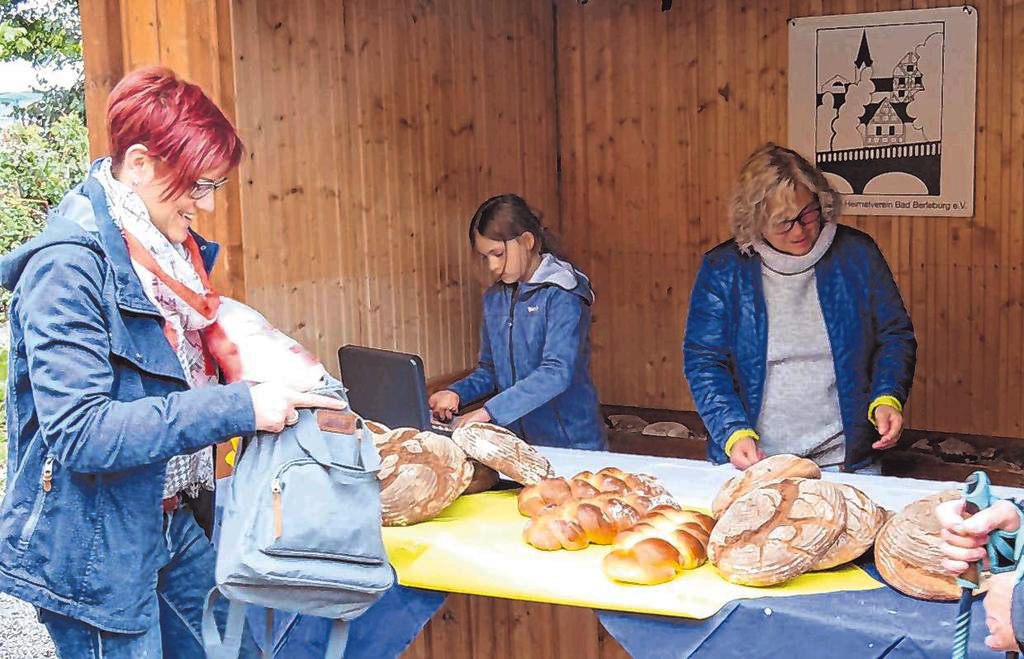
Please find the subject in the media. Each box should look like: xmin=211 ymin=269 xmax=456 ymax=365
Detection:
xmin=0 ymin=66 xmax=342 ymax=656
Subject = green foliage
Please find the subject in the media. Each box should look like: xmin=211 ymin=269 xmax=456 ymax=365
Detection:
xmin=0 ymin=111 xmax=90 ymax=320
xmin=0 ymin=0 xmax=84 ymax=126
xmin=0 ymin=0 xmax=81 ymax=67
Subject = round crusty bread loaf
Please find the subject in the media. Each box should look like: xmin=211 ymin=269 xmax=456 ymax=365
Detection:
xmin=711 ymin=454 xmax=821 ymax=518
xmin=708 ymin=478 xmax=846 ymax=586
xmin=463 ymin=460 xmax=500 ymax=495
xmin=813 ymin=483 xmax=886 ymax=570
xmin=375 ymin=428 xmax=474 ymax=526
xmin=874 ymin=489 xmax=962 ymax=600
xmin=451 ymin=422 xmax=554 ymax=485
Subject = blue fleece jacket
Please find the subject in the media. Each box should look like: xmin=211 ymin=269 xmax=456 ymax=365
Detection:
xmin=449 ymin=254 xmax=606 ymax=450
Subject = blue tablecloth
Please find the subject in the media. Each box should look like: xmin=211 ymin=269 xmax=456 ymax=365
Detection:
xmin=261 ymin=558 xmax=1002 ymax=658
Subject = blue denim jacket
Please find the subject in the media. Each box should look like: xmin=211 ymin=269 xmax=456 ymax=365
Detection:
xmin=683 ymin=224 xmax=916 ymax=469
xmin=449 ymin=255 xmax=606 ymax=450
xmin=0 ymin=161 xmax=255 ymax=632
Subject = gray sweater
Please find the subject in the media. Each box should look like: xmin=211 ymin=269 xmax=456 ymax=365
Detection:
xmin=753 ymin=222 xmax=845 ymax=467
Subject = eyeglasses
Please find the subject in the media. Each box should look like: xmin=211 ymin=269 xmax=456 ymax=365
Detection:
xmin=189 ymin=177 xmax=229 ymax=200
xmin=771 ymin=201 xmax=822 ymax=236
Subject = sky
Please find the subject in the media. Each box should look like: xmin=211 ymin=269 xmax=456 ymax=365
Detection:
xmin=0 ymin=59 xmax=77 ymax=94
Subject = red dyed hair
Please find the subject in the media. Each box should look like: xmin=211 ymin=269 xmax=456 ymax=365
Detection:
xmin=106 ymin=66 xmax=243 ymax=201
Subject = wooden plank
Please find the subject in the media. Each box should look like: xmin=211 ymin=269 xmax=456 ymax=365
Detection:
xmin=79 ymin=0 xmax=124 ymax=158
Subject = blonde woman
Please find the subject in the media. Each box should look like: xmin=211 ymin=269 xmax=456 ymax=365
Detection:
xmin=683 ymin=143 xmax=916 ymax=472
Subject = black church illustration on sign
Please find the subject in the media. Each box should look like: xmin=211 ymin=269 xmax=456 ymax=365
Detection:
xmin=814 ymin=24 xmax=943 ymax=196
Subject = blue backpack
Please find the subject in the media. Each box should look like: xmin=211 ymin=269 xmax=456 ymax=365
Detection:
xmin=202 ymin=389 xmax=394 ymax=658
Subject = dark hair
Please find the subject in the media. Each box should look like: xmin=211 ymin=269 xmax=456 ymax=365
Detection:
xmin=468 ymin=194 xmax=559 ymax=256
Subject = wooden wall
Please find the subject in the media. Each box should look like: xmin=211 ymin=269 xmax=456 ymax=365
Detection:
xmin=556 ymin=0 xmax=1024 ymax=439
xmin=230 ymin=0 xmax=559 ymax=378
xmin=404 ymin=594 xmax=629 ymax=659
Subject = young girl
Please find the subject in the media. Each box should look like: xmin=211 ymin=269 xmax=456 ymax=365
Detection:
xmin=429 ymin=194 xmax=606 ymax=450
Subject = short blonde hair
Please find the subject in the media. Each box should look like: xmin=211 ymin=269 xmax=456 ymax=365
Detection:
xmin=727 ymin=143 xmax=841 ymax=253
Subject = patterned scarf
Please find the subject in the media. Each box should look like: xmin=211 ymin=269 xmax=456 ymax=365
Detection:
xmin=95 ymin=158 xmax=217 ymax=498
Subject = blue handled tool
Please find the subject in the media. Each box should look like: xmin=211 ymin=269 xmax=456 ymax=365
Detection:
xmin=951 ymin=471 xmax=1022 ymax=659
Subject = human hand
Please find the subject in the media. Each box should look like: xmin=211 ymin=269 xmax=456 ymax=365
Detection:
xmin=249 ymin=382 xmax=347 ymax=433
xmin=872 ymin=405 xmax=904 ymax=450
xmin=729 ymin=438 xmax=765 ymax=469
xmin=981 ymin=572 xmax=1018 ymax=652
xmin=429 ymin=390 xmax=460 ymax=422
xmin=937 ymin=498 xmax=1022 ymax=574
xmin=453 ymin=407 xmax=491 ymax=428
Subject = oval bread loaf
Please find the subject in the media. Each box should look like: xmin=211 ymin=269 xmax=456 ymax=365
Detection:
xmin=451 ymin=422 xmax=554 ymax=485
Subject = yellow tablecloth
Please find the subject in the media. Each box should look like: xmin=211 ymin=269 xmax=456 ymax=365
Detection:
xmin=382 ymin=491 xmax=883 ymax=619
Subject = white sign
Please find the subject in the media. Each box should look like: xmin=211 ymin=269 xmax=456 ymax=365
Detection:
xmin=788 ymin=7 xmax=977 ymax=216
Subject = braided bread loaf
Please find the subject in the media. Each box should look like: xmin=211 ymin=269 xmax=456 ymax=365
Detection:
xmin=518 ymin=478 xmax=575 ymax=516
xmin=570 ymin=467 xmax=671 ymax=501
xmin=603 ymin=507 xmax=716 ymax=585
xmin=522 ymin=492 xmax=654 ymax=550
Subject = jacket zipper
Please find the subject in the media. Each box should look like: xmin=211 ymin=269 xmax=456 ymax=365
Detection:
xmin=18 ymin=457 xmax=54 ymax=546
xmin=507 ymin=286 xmax=529 ymax=441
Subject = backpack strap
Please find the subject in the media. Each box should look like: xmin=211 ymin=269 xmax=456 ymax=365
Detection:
xmin=202 ymin=587 xmax=248 ymax=659
xmin=325 ymin=619 xmax=351 ymax=658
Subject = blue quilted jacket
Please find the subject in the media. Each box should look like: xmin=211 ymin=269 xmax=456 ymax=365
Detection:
xmin=683 ymin=224 xmax=916 ymax=469
xmin=449 ymin=255 xmax=606 ymax=450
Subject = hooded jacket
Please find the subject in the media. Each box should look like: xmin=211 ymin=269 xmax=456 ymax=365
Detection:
xmin=449 ymin=254 xmax=606 ymax=450
xmin=0 ymin=161 xmax=254 ymax=631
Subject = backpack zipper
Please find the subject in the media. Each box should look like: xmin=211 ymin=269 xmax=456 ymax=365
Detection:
xmin=270 ymin=459 xmax=368 ymax=541
xmin=271 ymin=478 xmax=283 ymax=540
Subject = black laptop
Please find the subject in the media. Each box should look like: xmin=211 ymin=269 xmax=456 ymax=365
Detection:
xmin=337 ymin=345 xmax=454 ymax=435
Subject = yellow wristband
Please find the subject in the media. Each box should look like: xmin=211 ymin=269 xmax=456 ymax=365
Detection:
xmin=868 ymin=395 xmax=903 ymax=426
xmin=724 ymin=428 xmax=760 ymax=457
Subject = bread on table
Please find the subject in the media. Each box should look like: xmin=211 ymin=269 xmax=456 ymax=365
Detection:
xmin=518 ymin=477 xmax=575 ymax=516
xmin=523 ymin=493 xmax=652 ymax=550
xmin=603 ymin=507 xmax=716 ymax=585
xmin=874 ymin=489 xmax=962 ymax=601
xmin=708 ymin=478 xmax=846 ymax=586
xmin=375 ymin=428 xmax=474 ymax=526
xmin=813 ymin=483 xmax=887 ymax=570
xmin=711 ymin=454 xmax=821 ymax=518
xmin=569 ymin=468 xmax=673 ymax=503
xmin=364 ymin=420 xmax=391 ymax=435
xmin=463 ymin=460 xmax=500 ymax=495
xmin=451 ymin=422 xmax=554 ymax=485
